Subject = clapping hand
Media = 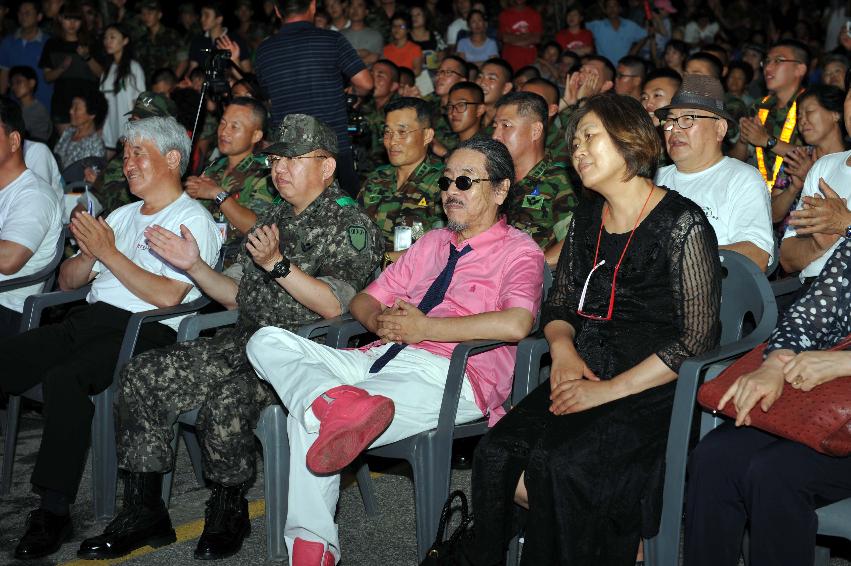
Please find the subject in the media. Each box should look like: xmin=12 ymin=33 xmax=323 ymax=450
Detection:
xmin=144 ymin=224 xmax=202 ymax=272
xmin=738 ymin=116 xmax=770 ymax=148
xmin=246 ymin=225 xmax=282 ymax=271
xmin=184 ymin=175 xmax=222 ymax=200
xmin=70 ymin=212 xmax=116 ymax=262
xmin=788 ymin=178 xmax=851 ymax=240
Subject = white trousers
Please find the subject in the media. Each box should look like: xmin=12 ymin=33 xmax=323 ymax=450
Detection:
xmin=246 ymin=327 xmax=484 ymax=565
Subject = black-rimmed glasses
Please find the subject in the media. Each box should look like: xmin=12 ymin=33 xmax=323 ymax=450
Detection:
xmin=660 ymin=114 xmax=721 ymax=131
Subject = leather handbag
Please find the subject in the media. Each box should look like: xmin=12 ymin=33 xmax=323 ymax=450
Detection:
xmin=420 ymin=490 xmax=475 ymax=566
xmin=697 ymin=336 xmax=851 ymax=457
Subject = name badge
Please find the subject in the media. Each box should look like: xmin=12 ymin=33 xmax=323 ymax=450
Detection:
xmin=216 ymin=222 xmax=228 ymax=241
xmin=394 ymin=225 xmax=412 ymax=251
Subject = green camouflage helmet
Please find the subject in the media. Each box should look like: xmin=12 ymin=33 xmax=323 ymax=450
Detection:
xmin=126 ymin=91 xmax=178 ymax=119
xmin=261 ymin=114 xmax=339 ymax=158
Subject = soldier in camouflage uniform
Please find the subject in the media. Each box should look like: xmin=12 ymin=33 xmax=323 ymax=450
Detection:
xmin=136 ymin=0 xmax=189 ymax=79
xmin=476 ymin=58 xmax=514 ymax=134
xmin=357 ymin=97 xmax=445 ymax=260
xmin=357 ymin=59 xmax=400 ymax=174
xmin=184 ymin=97 xmax=274 ymax=265
xmin=492 ymin=92 xmax=577 ymax=266
xmin=79 ymin=115 xmax=383 ymax=561
xmin=426 ymin=56 xmax=469 ymax=157
xmin=521 ymin=77 xmax=570 ymax=165
xmin=80 ymin=91 xmax=179 ymax=216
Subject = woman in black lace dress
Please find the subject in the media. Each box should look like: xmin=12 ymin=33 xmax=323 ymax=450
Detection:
xmin=684 ymin=237 xmax=851 ymax=566
xmin=461 ymin=93 xmax=722 ymax=565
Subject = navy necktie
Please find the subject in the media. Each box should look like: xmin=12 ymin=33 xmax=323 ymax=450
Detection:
xmin=369 ymin=243 xmax=473 ymax=373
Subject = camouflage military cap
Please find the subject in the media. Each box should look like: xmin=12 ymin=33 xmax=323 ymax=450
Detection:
xmin=138 ymin=0 xmax=162 ymax=11
xmin=126 ymin=91 xmax=178 ymax=119
xmin=260 ymin=114 xmax=339 ymax=158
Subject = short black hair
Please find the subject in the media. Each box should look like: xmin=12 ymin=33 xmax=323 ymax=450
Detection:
xmin=151 ymin=67 xmax=177 ymax=87
xmin=227 ymin=96 xmax=268 ymax=133
xmin=798 ymin=84 xmax=847 ymax=138
xmin=449 ymin=81 xmax=484 ymax=103
xmin=280 ymin=0 xmax=313 ymax=17
xmin=618 ymin=55 xmax=647 ymax=80
xmin=200 ymin=1 xmax=226 ymax=17
xmin=823 ymin=53 xmax=850 ymax=70
xmin=664 ymin=39 xmax=689 ymax=58
xmin=725 ymin=61 xmax=753 ymax=86
xmin=0 ymin=97 xmax=26 ymax=138
xmin=644 ymin=67 xmax=682 ymax=88
xmin=398 ymin=66 xmax=415 ymax=85
xmin=702 ymin=43 xmax=729 ymax=65
xmin=451 ymin=136 xmax=515 ymax=211
xmin=494 ymin=91 xmax=548 ymax=126
xmin=384 ymin=96 xmax=433 ymax=128
xmin=770 ymin=38 xmax=811 ymax=67
xmin=443 ymin=55 xmax=469 ymax=77
xmin=76 ymin=88 xmax=109 ymax=129
xmin=391 ymin=11 xmax=412 ymax=31
xmin=584 ymin=54 xmax=616 ymax=82
xmin=232 ymin=74 xmax=265 ymax=99
xmin=513 ymin=65 xmax=541 ymax=81
xmin=8 ymin=65 xmax=38 ymax=91
xmin=687 ymin=51 xmax=724 ymax=79
xmin=522 ymin=77 xmax=559 ymax=106
xmin=374 ymin=59 xmax=401 ymax=83
xmin=481 ymin=58 xmax=514 ymax=83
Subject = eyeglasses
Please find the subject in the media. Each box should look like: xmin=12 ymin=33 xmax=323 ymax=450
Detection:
xmin=436 ymin=69 xmax=466 ymax=78
xmin=445 ymin=101 xmax=481 ymax=113
xmin=382 ymin=127 xmax=421 ymax=140
xmin=391 ymin=23 xmax=407 ymax=29
xmin=576 ymin=259 xmax=617 ymax=321
xmin=760 ymin=56 xmax=804 ymax=68
xmin=263 ymin=154 xmax=327 ymax=167
xmin=660 ymin=114 xmax=721 ymax=131
xmin=437 ymin=175 xmax=491 ymax=191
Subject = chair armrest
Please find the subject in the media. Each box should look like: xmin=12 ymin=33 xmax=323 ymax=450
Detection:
xmin=512 ymin=335 xmax=550 ymax=406
xmin=435 ymin=339 xmax=508 ymax=438
xmin=298 ymin=313 xmax=354 ymax=341
xmin=770 ymin=276 xmax=802 ymax=299
xmin=21 ymin=285 xmax=92 ymax=331
xmin=327 ymin=315 xmax=366 ymax=348
xmin=114 ymin=295 xmax=211 ymax=374
xmin=177 ymin=308 xmax=240 ymax=342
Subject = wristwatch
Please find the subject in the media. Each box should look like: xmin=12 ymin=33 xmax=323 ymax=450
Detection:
xmin=267 ymin=256 xmax=291 ymax=279
xmin=845 ymin=224 xmax=851 ymax=239
xmin=214 ymin=191 xmax=230 ymax=206
xmin=765 ymin=136 xmax=778 ymax=150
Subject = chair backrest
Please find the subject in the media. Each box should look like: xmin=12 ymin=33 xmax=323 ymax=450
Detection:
xmin=0 ymin=230 xmax=65 ymax=296
xmin=717 ymin=250 xmax=777 ymax=346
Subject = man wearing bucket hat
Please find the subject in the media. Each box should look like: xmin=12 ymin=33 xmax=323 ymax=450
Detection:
xmin=654 ymin=73 xmax=774 ymax=271
xmin=78 ymin=114 xmax=382 ymax=561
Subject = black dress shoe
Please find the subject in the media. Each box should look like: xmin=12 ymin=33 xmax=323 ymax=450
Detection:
xmin=14 ymin=508 xmax=73 ymax=560
xmin=77 ymin=472 xmax=176 ymax=560
xmin=194 ymin=484 xmax=251 ymax=560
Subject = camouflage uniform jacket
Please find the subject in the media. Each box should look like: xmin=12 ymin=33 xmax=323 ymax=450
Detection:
xmin=199 ymin=154 xmax=276 ymax=247
xmin=136 ymin=26 xmax=189 ymax=77
xmin=424 ymin=93 xmax=459 ymax=154
xmin=749 ymin=92 xmax=802 ymax=171
xmin=507 ymin=154 xmax=577 ymax=250
xmin=546 ymin=111 xmax=570 ymax=166
xmin=358 ymin=154 xmax=446 ymax=249
xmin=218 ymin=182 xmax=381 ymax=359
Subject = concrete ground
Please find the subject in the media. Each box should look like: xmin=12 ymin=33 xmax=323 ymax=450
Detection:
xmin=2 ymin=407 xmax=850 ymax=566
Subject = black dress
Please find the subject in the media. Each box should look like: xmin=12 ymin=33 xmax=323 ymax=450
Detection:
xmin=467 ymin=189 xmax=722 ymax=565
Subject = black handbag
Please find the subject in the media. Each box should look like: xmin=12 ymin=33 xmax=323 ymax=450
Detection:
xmin=420 ymin=490 xmax=475 ymax=565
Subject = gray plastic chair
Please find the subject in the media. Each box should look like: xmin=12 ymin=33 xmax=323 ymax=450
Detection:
xmin=326 ymin=265 xmax=553 ymax=561
xmin=506 ymin=251 xmax=778 ymax=565
xmin=0 ymin=232 xmax=68 ymax=495
xmin=161 ymin=310 xmax=357 ymax=561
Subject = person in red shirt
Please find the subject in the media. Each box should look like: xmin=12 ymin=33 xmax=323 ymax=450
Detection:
xmin=555 ymin=7 xmax=595 ymax=56
xmin=498 ymin=0 xmax=542 ymax=72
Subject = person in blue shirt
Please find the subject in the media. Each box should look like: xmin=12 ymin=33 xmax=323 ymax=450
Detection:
xmin=586 ymin=0 xmax=647 ymax=66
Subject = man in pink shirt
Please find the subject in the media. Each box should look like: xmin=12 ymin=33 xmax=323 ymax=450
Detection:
xmin=246 ymin=136 xmax=544 ymax=566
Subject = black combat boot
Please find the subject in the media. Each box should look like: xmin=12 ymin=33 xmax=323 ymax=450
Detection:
xmin=14 ymin=509 xmax=73 ymax=559
xmin=193 ymin=482 xmax=251 ymax=560
xmin=77 ymin=472 xmax=176 ymax=559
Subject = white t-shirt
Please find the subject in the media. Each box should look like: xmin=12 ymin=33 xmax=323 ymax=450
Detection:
xmin=23 ymin=140 xmax=64 ymax=202
xmin=0 ymin=169 xmax=62 ymax=313
xmin=655 ymin=157 xmax=774 ymax=264
xmin=100 ymin=60 xmax=146 ymax=150
xmin=446 ymin=18 xmax=469 ymax=45
xmin=783 ymin=150 xmax=851 ymax=279
xmin=87 ymin=192 xmax=223 ymax=331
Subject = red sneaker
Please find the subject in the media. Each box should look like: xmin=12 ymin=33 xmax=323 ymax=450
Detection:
xmin=306 ymin=386 xmax=394 ymax=474
xmin=292 ymin=538 xmax=334 ymax=566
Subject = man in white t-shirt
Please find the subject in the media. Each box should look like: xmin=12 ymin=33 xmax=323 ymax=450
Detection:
xmin=780 ymin=150 xmax=851 ymax=282
xmin=655 ymin=74 xmax=774 ymax=271
xmin=0 ymin=116 xmax=222 ymax=561
xmin=23 ymin=140 xmax=63 ymax=202
xmin=0 ymin=99 xmax=62 ymax=337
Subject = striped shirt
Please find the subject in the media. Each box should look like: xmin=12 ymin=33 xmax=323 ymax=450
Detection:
xmin=255 ymin=21 xmax=365 ymax=154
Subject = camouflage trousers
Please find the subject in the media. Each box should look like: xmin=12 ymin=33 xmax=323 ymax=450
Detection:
xmin=115 ymin=327 xmax=278 ymax=486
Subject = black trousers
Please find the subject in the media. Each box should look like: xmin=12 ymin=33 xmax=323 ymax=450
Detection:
xmin=0 ymin=303 xmax=22 ymax=338
xmin=0 ymin=302 xmax=175 ymax=499
xmin=684 ymin=422 xmax=851 ymax=566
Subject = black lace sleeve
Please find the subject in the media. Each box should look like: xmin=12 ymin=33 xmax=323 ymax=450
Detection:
xmin=767 ymin=238 xmax=851 ymax=354
xmin=656 ymin=208 xmax=722 ymax=372
xmin=540 ymin=209 xmax=582 ymax=333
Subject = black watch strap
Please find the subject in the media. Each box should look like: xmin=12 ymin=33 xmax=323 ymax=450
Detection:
xmin=268 ymin=256 xmax=291 ymax=279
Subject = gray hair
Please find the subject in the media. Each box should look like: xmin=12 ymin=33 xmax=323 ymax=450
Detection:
xmin=123 ymin=117 xmax=192 ymax=175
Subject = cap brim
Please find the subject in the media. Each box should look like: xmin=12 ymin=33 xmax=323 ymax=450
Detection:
xmin=259 ymin=143 xmax=335 ymax=158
